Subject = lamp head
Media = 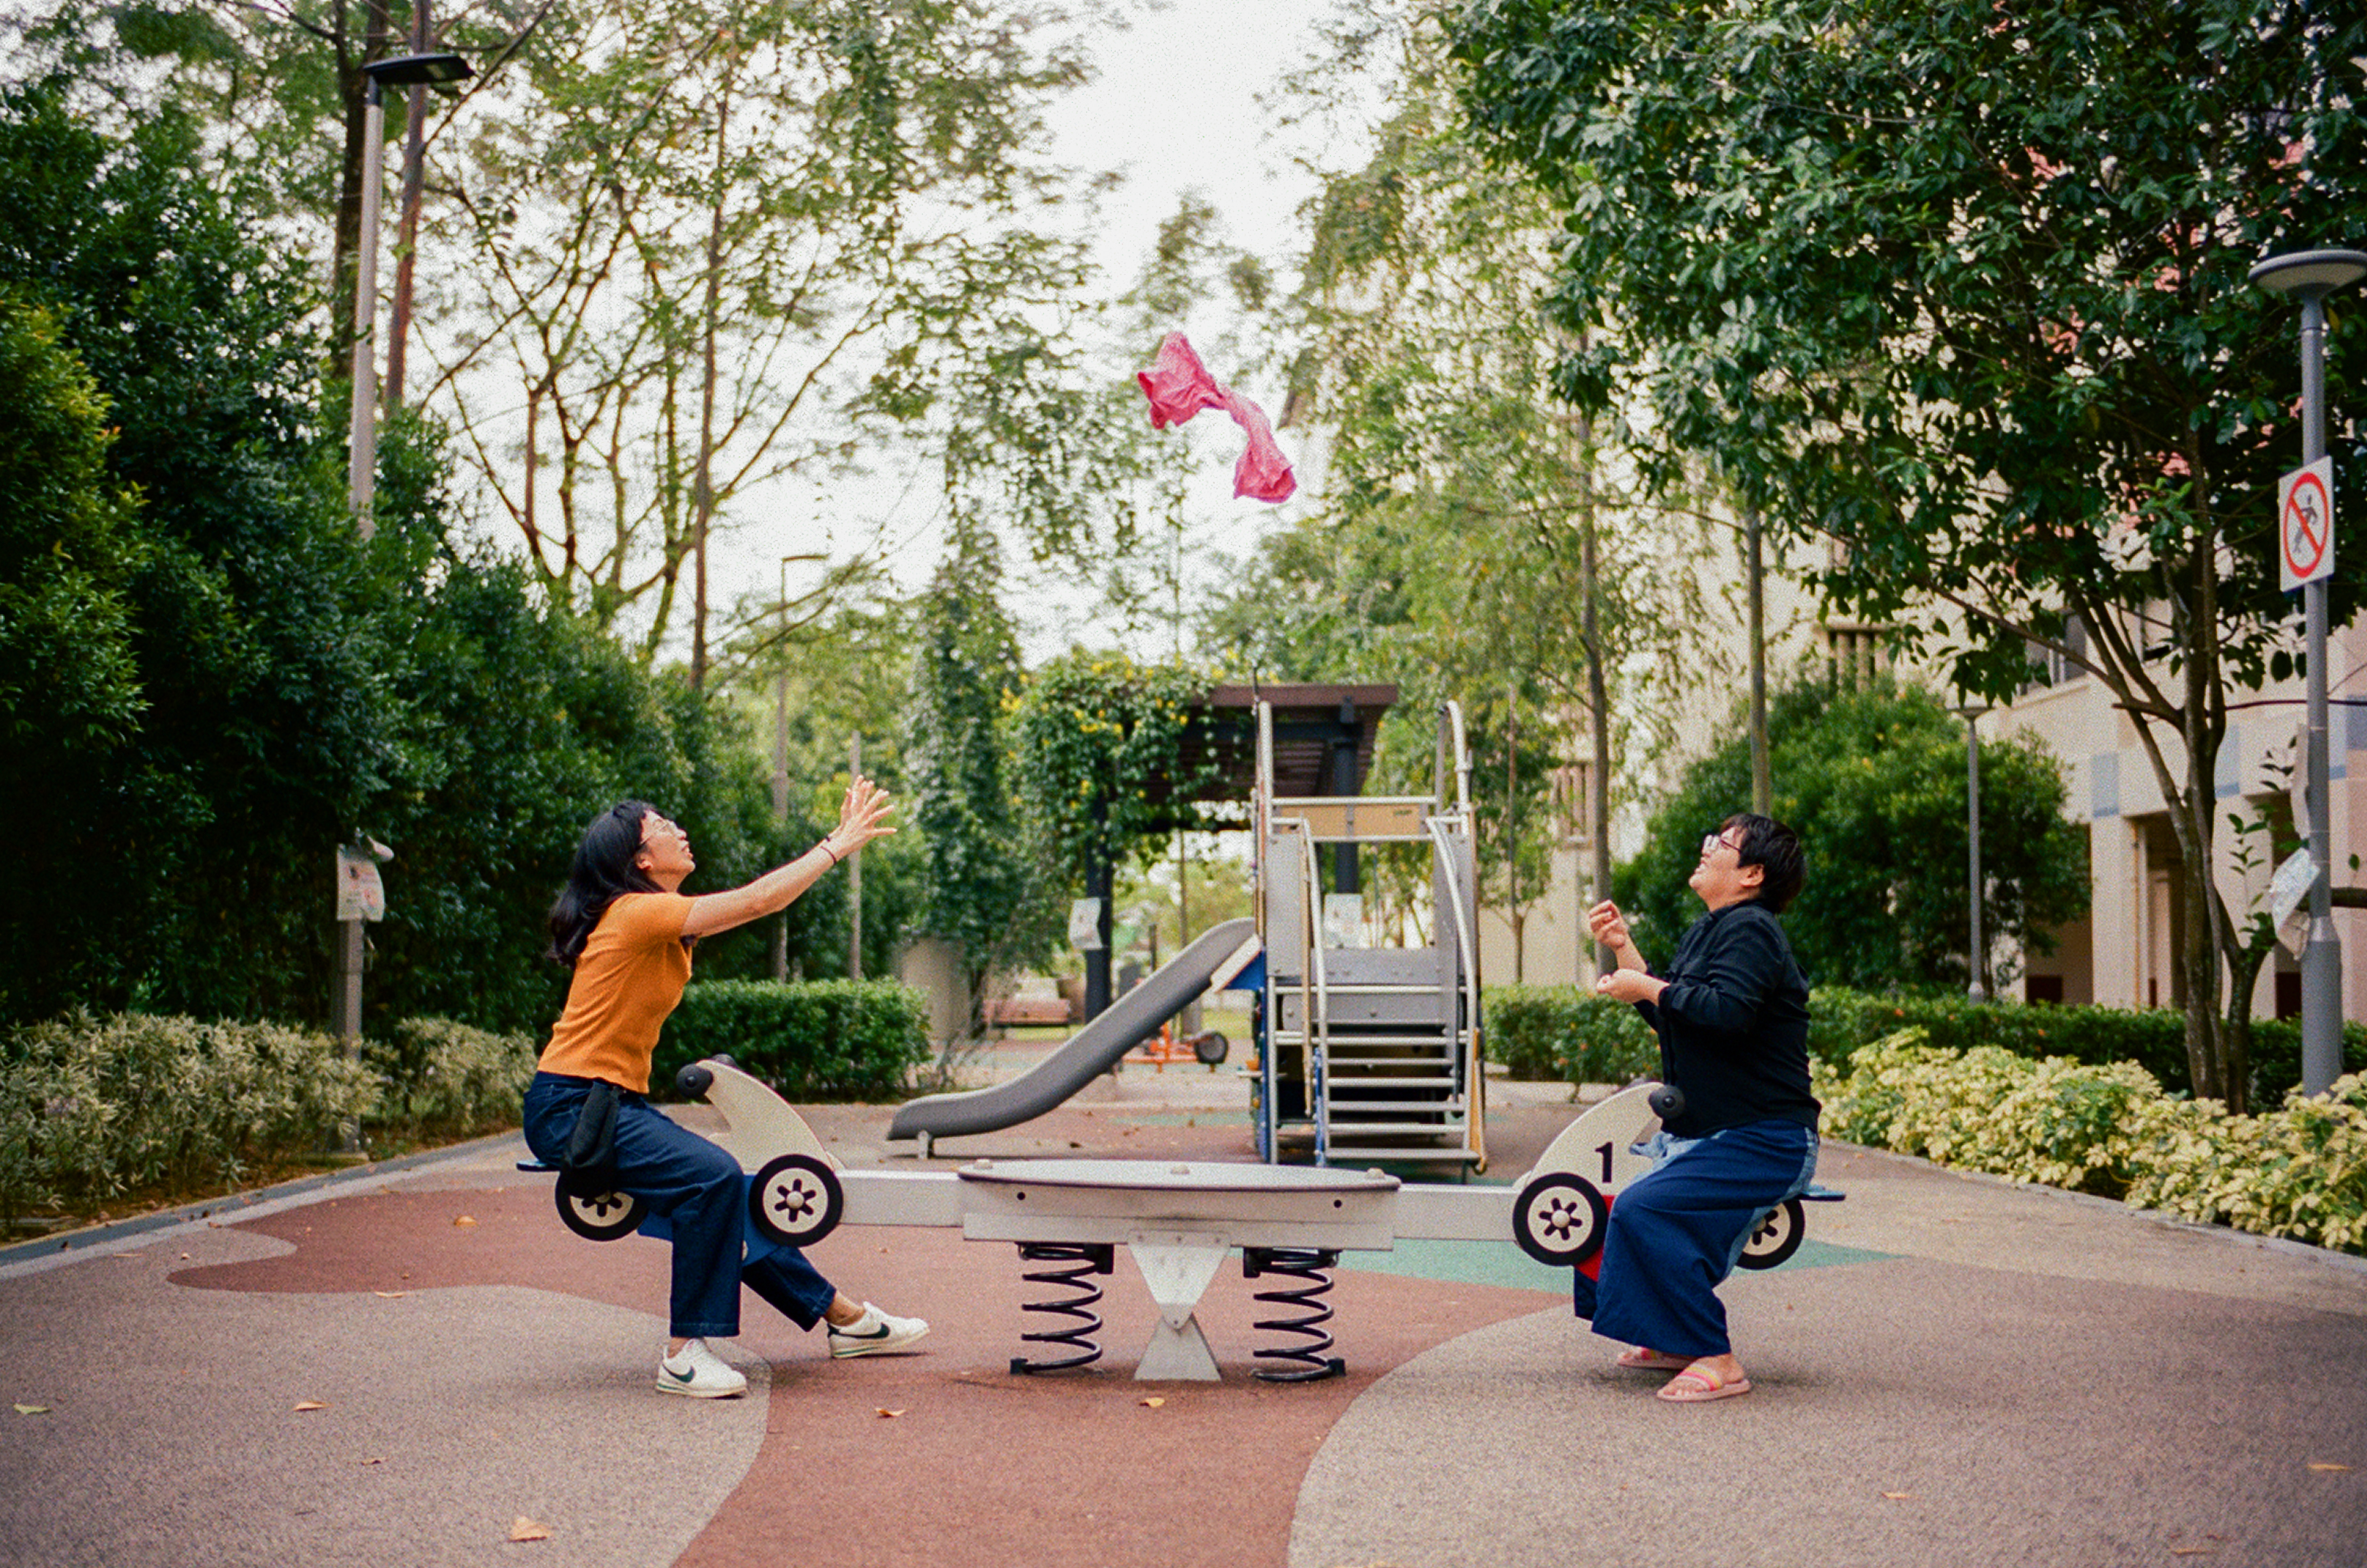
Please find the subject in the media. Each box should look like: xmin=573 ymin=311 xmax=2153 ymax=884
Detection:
xmin=361 ymin=52 xmax=473 ymax=99
xmin=2249 ymin=248 xmax=2367 ymax=302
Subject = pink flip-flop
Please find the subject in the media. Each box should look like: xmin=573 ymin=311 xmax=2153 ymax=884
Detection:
xmin=1657 ymin=1362 xmax=1752 ymax=1402
xmin=1616 ymin=1348 xmax=1692 ymax=1371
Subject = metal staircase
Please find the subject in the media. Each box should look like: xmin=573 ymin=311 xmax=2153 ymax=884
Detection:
xmin=1254 ymin=700 xmax=1486 ymax=1171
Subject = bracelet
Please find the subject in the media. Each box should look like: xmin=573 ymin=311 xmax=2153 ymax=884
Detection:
xmin=817 ymin=841 xmax=840 ymax=867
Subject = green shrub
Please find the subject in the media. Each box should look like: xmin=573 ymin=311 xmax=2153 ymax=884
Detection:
xmin=654 ymin=980 xmax=931 ymax=1102
xmin=363 ymin=1017 xmax=537 ymax=1138
xmin=0 ymin=1011 xmax=375 ymax=1222
xmin=1787 ymin=989 xmax=2361 ymax=1104
xmin=1486 ymin=987 xmax=1660 ymax=1086
xmin=1816 ymin=1030 xmax=2367 ymax=1256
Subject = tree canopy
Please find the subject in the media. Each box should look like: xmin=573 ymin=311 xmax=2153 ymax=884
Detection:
xmin=1452 ymin=0 xmax=2367 ymax=1103
xmin=1614 ymin=677 xmax=2090 ymax=994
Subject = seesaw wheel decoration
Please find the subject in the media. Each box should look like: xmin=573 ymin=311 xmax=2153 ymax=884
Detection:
xmin=1513 ymin=1172 xmax=1610 ymax=1267
xmin=675 ymin=1061 xmax=716 ymax=1099
xmin=1735 ymin=1196 xmax=1806 ymax=1271
xmin=1191 ymin=1029 xmax=1230 ymax=1067
xmin=555 ymin=1183 xmax=649 ymax=1243
xmin=749 ymin=1153 xmax=844 ymax=1248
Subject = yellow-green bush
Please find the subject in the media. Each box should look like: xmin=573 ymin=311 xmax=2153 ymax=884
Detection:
xmin=1817 ymin=1030 xmax=2367 ymax=1255
xmin=0 ymin=1011 xmax=375 ymax=1222
xmin=363 ymin=1017 xmax=538 ymax=1138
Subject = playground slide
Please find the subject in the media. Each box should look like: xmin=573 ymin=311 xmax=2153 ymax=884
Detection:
xmin=886 ymin=917 xmax=1258 ymax=1147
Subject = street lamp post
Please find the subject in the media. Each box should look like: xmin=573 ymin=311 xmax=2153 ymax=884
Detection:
xmin=2251 ymin=247 xmax=2367 ymax=1095
xmin=348 ymin=53 xmax=472 ymax=538
xmin=1957 ymin=705 xmax=1992 ymax=1004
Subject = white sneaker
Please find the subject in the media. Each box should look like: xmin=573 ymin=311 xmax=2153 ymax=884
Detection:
xmin=827 ymin=1302 xmax=929 ymax=1359
xmin=657 ymin=1338 xmax=748 ymax=1398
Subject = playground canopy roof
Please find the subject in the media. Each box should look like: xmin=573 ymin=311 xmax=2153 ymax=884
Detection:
xmin=1165 ymin=683 xmax=1398 ymax=818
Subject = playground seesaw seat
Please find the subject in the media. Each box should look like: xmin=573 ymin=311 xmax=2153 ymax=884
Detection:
xmin=528 ymin=1060 xmax=1835 ymax=1380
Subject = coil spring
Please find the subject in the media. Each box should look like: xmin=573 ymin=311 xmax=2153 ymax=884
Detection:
xmin=1009 ymin=1242 xmax=1114 ymax=1375
xmin=1244 ymin=1247 xmax=1346 ymax=1383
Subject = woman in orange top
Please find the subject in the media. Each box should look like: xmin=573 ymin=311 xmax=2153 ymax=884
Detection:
xmin=524 ymin=781 xmax=925 ymax=1398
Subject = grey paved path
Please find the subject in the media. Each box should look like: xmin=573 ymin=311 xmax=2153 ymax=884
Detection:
xmin=0 ymin=1065 xmax=2360 ymax=1568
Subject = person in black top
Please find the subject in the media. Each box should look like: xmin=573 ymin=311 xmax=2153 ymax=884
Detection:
xmin=1582 ymin=812 xmax=1820 ymax=1403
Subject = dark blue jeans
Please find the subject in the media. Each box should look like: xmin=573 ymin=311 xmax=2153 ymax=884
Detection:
xmin=1574 ymin=1118 xmax=1818 ymax=1359
xmin=524 ymin=1072 xmax=838 ymax=1340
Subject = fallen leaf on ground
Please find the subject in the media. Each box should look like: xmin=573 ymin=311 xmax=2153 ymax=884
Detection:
xmin=15 ymin=1405 xmax=49 ymax=1415
xmin=1879 ymin=1492 xmax=1912 ymax=1501
xmin=875 ymin=1408 xmax=905 ymax=1419
xmin=2307 ymin=1463 xmax=2351 ymax=1473
xmin=1140 ymin=1398 xmax=1166 ymax=1408
xmin=2168 ymin=1549 xmax=2215 ymax=1557
xmin=454 ymin=1216 xmax=478 ymax=1228
xmin=373 ymin=1291 xmax=407 ymax=1299
xmin=360 ymin=1456 xmax=384 ymax=1465
xmin=508 ymin=1517 xmax=550 ymax=1542
xmin=293 ymin=1402 xmax=328 ymax=1413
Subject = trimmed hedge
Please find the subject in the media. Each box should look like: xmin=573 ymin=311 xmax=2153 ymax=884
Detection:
xmin=362 ymin=1016 xmax=539 ymax=1138
xmin=1489 ymin=987 xmax=1660 ymax=1086
xmin=1488 ymin=984 xmax=2367 ymax=1103
xmin=0 ymin=1011 xmax=376 ymax=1222
xmin=1818 ymin=1033 xmax=2367 ymax=1256
xmin=653 ymin=980 xmax=930 ymax=1103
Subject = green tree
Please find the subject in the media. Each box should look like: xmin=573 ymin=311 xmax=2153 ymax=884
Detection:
xmin=1613 ymin=678 xmax=2090 ymax=994
xmin=1206 ymin=7 xmax=1718 ymax=967
xmin=1452 ymin=0 xmax=2367 ymax=1107
xmin=421 ymin=0 xmax=1099 ymax=673
xmin=0 ymin=78 xmax=799 ymax=1040
xmin=0 ymin=290 xmax=146 ymax=805
xmin=903 ymin=521 xmax=1042 ymax=1044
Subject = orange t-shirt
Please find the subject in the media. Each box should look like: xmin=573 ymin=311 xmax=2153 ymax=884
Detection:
xmin=538 ymin=892 xmax=696 ymax=1093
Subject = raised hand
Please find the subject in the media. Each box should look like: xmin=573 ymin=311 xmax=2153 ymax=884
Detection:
xmin=826 ymin=776 xmax=897 ymax=859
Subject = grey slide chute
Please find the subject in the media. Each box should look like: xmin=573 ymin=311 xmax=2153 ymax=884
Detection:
xmin=887 ymin=917 xmax=1258 ymax=1146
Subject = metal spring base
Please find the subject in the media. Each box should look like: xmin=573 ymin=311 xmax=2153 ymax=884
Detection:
xmin=1244 ymin=1247 xmax=1346 ymax=1383
xmin=1010 ymin=1242 xmax=1114 ymax=1374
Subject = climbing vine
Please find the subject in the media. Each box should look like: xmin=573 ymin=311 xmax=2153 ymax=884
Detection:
xmin=1010 ymin=653 xmax=1235 ymax=883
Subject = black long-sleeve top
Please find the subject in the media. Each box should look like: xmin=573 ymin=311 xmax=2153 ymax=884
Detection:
xmin=1633 ymin=899 xmax=1819 ymax=1138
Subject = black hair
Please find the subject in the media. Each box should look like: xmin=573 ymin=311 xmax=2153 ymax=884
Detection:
xmin=1721 ymin=811 xmax=1805 ymax=914
xmin=547 ymin=800 xmax=666 ymax=968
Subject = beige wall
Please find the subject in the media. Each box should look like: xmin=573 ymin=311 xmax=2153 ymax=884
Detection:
xmin=1995 ymin=618 xmax=2367 ymax=1020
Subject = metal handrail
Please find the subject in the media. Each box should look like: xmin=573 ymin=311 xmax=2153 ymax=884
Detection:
xmin=1271 ymin=814 xmax=1331 ymax=1164
xmin=1426 ymin=811 xmax=1486 ymax=1168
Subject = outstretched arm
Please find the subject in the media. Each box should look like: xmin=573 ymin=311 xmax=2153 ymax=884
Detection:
xmin=680 ymin=777 xmax=896 ymax=940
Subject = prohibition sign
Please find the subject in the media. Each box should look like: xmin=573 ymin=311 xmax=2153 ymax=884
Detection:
xmin=2280 ymin=456 xmax=2335 ymax=591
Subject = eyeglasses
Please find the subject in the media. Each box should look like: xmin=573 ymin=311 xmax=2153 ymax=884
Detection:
xmin=1700 ymin=831 xmax=1743 ymax=860
xmin=642 ymin=815 xmax=686 ymax=844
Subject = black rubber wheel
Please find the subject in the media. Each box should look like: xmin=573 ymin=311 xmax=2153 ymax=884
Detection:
xmin=1191 ymin=1029 xmax=1230 ymax=1066
xmin=676 ymin=1061 xmax=715 ymax=1099
xmin=1736 ymin=1196 xmax=1806 ymax=1271
xmin=748 ymin=1153 xmax=844 ymax=1247
xmin=1646 ymin=1082 xmax=1686 ymax=1122
xmin=1513 ymin=1172 xmax=1610 ymax=1267
xmin=554 ymin=1180 xmax=647 ymax=1242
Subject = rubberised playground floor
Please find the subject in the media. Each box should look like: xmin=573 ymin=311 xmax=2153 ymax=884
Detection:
xmin=4 ymin=1044 xmax=2366 ymax=1568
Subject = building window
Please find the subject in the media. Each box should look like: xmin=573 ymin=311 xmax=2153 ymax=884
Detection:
xmin=1552 ymin=759 xmax=1595 ymax=846
xmin=1823 ymin=623 xmax=1887 ymax=688
xmin=2024 ymin=612 xmax=2089 ymax=691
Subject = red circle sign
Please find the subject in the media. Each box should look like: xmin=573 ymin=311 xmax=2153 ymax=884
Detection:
xmin=2284 ymin=469 xmax=2332 ymax=580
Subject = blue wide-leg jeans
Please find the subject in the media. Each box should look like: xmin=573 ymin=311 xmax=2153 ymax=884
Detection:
xmin=1573 ymin=1118 xmax=1817 ymax=1359
xmin=524 ymin=1072 xmax=838 ymax=1340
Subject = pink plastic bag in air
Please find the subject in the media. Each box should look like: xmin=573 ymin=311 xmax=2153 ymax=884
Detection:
xmin=1134 ymin=332 xmax=1296 ymax=503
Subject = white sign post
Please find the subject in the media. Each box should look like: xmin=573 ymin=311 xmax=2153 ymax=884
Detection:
xmin=2279 ymin=456 xmax=2335 ymax=592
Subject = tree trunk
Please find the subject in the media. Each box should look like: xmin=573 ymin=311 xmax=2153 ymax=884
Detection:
xmin=384 ymin=0 xmax=431 ymax=408
xmin=1583 ymin=514 xmax=1612 ymax=981
xmin=328 ymin=2 xmax=391 ymax=390
xmin=1746 ymin=503 xmax=1770 ymax=816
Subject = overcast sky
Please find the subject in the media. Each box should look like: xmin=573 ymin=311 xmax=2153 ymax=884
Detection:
xmin=706 ymin=0 xmax=1369 ymax=662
